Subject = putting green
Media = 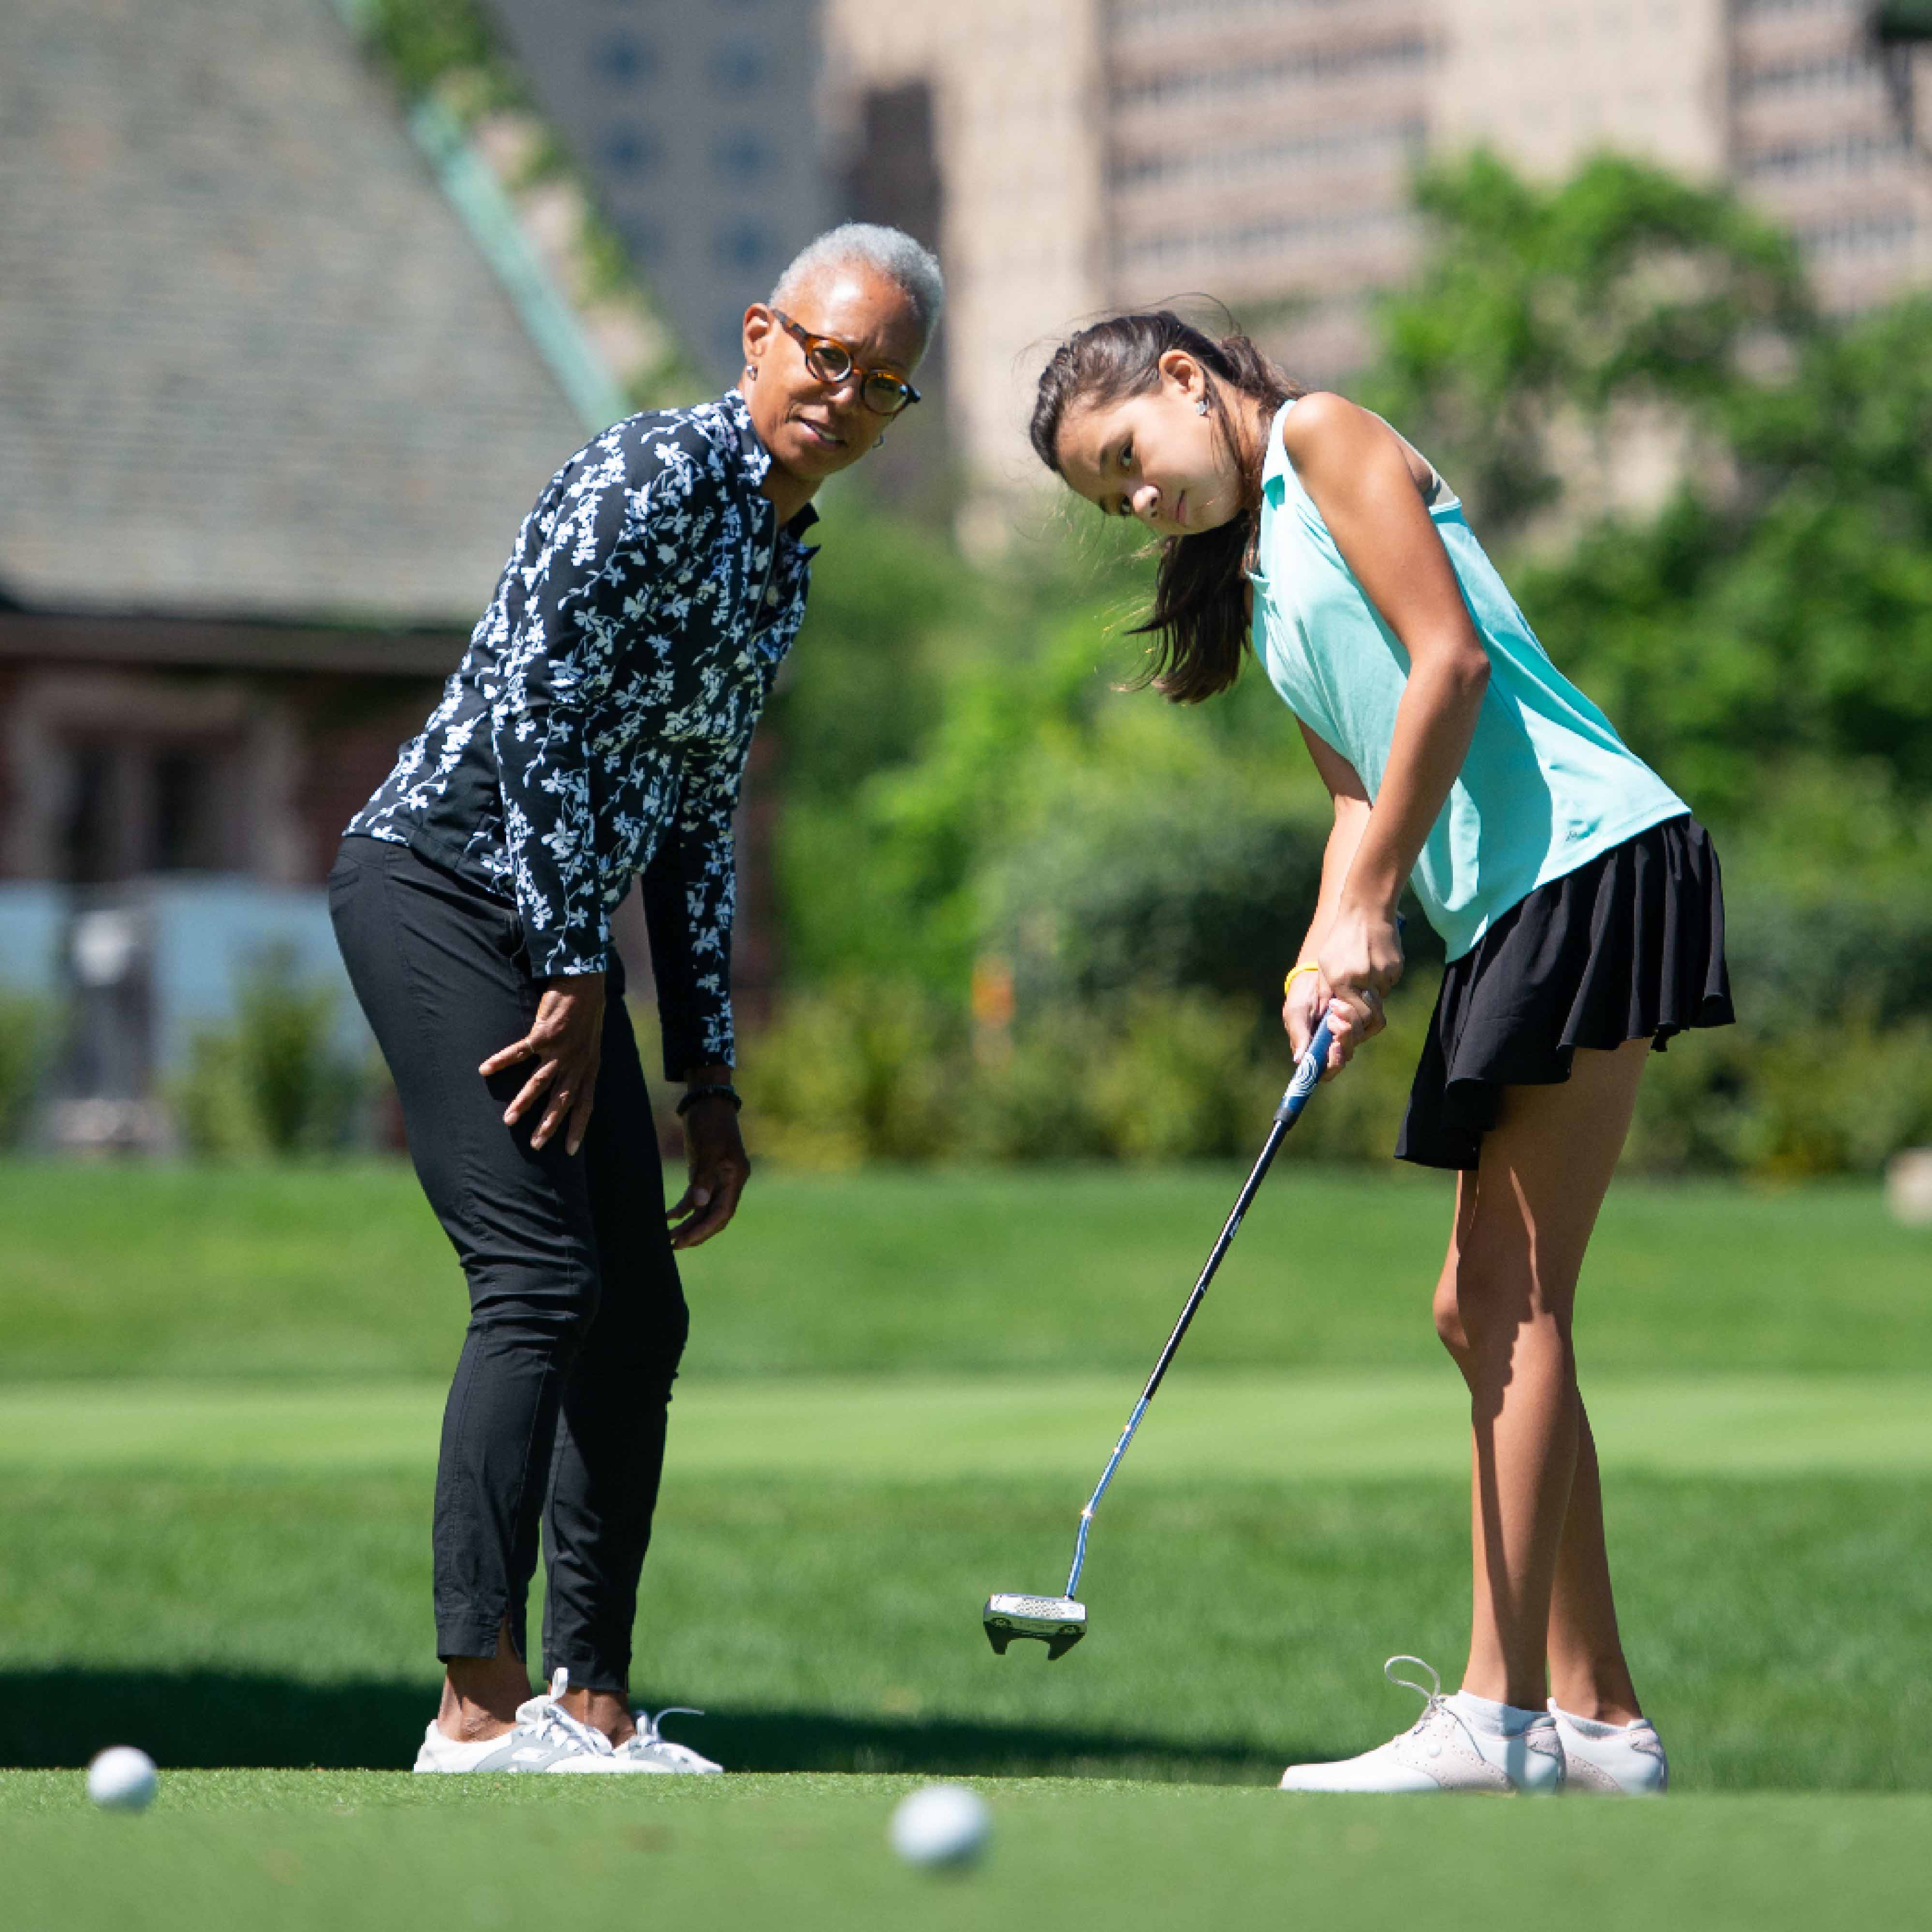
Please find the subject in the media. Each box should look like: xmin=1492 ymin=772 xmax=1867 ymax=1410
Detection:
xmin=1 ymin=1372 xmax=1926 ymax=1478
xmin=0 ymin=1772 xmax=1923 ymax=1932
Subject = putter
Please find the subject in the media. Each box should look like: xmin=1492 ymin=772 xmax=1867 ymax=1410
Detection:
xmin=983 ymin=1013 xmax=1338 ymax=1660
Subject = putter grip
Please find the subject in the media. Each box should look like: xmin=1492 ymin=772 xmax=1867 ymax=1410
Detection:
xmin=1275 ymin=1015 xmax=1334 ymax=1125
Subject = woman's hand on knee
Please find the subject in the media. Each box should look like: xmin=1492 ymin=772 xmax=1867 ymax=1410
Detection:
xmin=669 ymin=1098 xmax=751 ymax=1250
xmin=479 ymin=971 xmax=607 ymax=1156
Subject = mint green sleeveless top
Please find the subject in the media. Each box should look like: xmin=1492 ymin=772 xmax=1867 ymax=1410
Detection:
xmin=1250 ymin=399 xmax=1686 ymax=961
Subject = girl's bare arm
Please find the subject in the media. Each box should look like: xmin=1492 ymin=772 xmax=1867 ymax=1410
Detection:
xmin=1284 ymin=721 xmax=1376 ymax=1073
xmin=1279 ymin=394 xmax=1491 ymax=1015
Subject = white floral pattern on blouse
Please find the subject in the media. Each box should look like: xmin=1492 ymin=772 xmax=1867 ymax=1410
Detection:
xmin=346 ymin=389 xmax=816 ymax=1075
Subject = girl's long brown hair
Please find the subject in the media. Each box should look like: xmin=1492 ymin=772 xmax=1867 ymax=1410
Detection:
xmin=1030 ymin=311 xmax=1302 ymax=703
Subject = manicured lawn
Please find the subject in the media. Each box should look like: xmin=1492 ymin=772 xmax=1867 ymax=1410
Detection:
xmin=3 ymin=1774 xmax=1925 ymax=1932
xmin=2 ymin=1371 xmax=1929 ymax=1479
xmin=2 ymin=1162 xmax=1928 ymax=1379
xmin=2 ymin=1459 xmax=1926 ymax=1792
xmin=4 ymin=1162 xmax=1925 ymax=1928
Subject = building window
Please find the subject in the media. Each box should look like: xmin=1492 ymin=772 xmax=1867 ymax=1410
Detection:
xmin=714 ymin=220 xmax=774 ymax=272
xmin=1797 ymin=213 xmax=1917 ymax=257
xmin=1112 ymin=0 xmax=1357 ymax=24
xmin=844 ymin=82 xmax=943 ymax=247
xmin=1112 ymin=35 xmax=1431 ymax=111
xmin=592 ymin=34 xmax=657 ymax=84
xmin=600 ymin=124 xmax=659 ymax=175
xmin=708 ymin=41 xmax=769 ymax=91
xmin=1735 ymin=54 xmax=1875 ymax=100
xmin=1113 ymin=118 xmax=1426 ymax=191
xmin=1116 ymin=205 xmax=1413 ymax=271
xmin=1742 ymin=131 xmax=1908 ymax=179
xmin=712 ymin=130 xmax=773 ymax=182
xmin=60 ymin=734 xmax=236 ymax=882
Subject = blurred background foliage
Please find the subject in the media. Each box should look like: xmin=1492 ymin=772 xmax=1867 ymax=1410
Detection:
xmin=747 ymin=149 xmax=1932 ymax=1178
xmin=170 ymin=951 xmax=380 ymax=1160
xmin=0 ymin=993 xmax=46 ymax=1149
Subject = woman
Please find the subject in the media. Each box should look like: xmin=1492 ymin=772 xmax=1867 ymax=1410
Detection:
xmin=1031 ymin=312 xmax=1730 ymax=1795
xmin=330 ymin=223 xmax=942 ymax=1773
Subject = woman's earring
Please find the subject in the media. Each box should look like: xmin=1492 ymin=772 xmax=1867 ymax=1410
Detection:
xmin=1196 ymin=396 xmax=1210 ymax=415
xmin=874 ymin=434 xmax=886 ymax=449
xmin=745 ymin=364 xmax=757 ymax=381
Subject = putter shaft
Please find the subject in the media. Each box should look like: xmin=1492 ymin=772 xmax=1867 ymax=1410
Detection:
xmin=1062 ymin=1016 xmax=1333 ymax=1599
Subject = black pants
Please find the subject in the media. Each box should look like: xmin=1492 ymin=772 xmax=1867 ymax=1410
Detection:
xmin=328 ymin=835 xmax=689 ymax=1692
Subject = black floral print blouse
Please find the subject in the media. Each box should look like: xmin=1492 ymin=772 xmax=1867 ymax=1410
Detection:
xmin=346 ymin=388 xmax=817 ymax=1077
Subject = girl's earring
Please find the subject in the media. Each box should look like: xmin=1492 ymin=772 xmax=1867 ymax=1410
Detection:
xmin=745 ymin=364 xmax=757 ymax=381
xmin=1195 ymin=396 xmax=1210 ymax=415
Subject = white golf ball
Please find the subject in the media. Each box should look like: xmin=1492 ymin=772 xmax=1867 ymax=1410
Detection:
xmin=888 ymin=1784 xmax=990 ymax=1868
xmin=86 ymin=1746 xmax=158 ymax=1812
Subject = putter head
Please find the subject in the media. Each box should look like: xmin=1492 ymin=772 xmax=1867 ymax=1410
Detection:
xmin=982 ymin=1592 xmax=1087 ymax=1660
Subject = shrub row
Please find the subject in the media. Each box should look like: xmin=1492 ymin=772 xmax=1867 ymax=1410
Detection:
xmin=736 ymin=976 xmax=1932 ymax=1178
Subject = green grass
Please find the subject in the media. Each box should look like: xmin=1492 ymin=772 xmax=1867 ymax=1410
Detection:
xmin=2 ymin=1463 xmax=1926 ymax=1791
xmin=4 ymin=1162 xmax=1928 ymax=1926
xmin=2 ymin=1162 xmax=1929 ymax=1380
xmin=3 ymin=1776 xmax=1926 ymax=1932
xmin=2 ymin=1372 xmax=1930 ymax=1478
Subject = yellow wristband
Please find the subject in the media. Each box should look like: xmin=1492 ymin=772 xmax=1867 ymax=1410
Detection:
xmin=1282 ymin=962 xmax=1322 ymax=999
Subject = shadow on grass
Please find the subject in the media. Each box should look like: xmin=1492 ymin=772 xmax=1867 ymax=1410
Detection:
xmin=0 ymin=1670 xmax=1290 ymax=1784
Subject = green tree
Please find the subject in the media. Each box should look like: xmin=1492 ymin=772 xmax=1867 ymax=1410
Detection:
xmin=1362 ymin=149 xmax=1813 ymax=541
xmin=1519 ymin=297 xmax=1932 ymax=813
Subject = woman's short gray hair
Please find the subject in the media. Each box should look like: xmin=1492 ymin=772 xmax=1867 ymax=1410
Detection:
xmin=770 ymin=223 xmax=945 ymax=343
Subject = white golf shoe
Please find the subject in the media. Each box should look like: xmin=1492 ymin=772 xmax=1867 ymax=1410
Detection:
xmin=412 ymin=1668 xmax=618 ymax=1773
xmin=603 ymin=1706 xmax=724 ymax=1774
xmin=1278 ymin=1657 xmax=1566 ymax=1796
xmin=1549 ymin=1703 xmax=1669 ymax=1794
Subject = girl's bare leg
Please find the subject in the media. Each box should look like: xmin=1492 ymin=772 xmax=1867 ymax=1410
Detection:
xmin=1430 ymin=1039 xmax=1650 ymax=1714
xmin=1546 ymin=1401 xmax=1642 ymax=1721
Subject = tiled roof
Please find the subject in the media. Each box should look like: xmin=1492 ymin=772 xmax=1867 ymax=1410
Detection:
xmin=0 ymin=0 xmax=601 ymax=625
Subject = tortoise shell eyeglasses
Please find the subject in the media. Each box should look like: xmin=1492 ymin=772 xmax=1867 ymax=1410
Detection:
xmin=769 ymin=309 xmax=921 ymax=417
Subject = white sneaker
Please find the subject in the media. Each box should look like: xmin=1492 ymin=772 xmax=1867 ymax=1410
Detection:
xmin=1278 ymin=1657 xmax=1566 ymax=1795
xmin=412 ymin=1668 xmax=618 ymax=1774
xmin=1550 ymin=1702 xmax=1669 ymax=1794
xmin=602 ymin=1705 xmax=724 ymax=1775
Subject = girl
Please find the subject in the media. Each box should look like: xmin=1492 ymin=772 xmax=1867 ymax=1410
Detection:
xmin=1031 ymin=313 xmax=1731 ymax=1795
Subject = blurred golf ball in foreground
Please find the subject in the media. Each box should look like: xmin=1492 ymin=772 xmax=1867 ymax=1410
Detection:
xmin=889 ymin=1784 xmax=990 ymax=1867
xmin=87 ymin=1746 xmax=158 ymax=1811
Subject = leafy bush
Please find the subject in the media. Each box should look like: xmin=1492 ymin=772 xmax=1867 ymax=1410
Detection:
xmin=737 ymin=980 xmax=960 ymax=1169
xmin=957 ymin=1002 xmax=1117 ymax=1162
xmin=738 ymin=973 xmax=1441 ymax=1171
xmin=170 ymin=951 xmax=372 ymax=1158
xmin=0 ymin=993 xmax=48 ymax=1147
xmin=353 ymin=0 xmax=501 ymax=103
xmin=1630 ymin=1010 xmax=1932 ymax=1179
xmin=1087 ymin=994 xmax=1284 ymax=1163
xmin=991 ymin=779 xmax=1333 ymax=1010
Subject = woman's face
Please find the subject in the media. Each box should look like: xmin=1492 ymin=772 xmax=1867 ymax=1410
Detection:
xmin=1054 ymin=352 xmax=1244 ymax=539
xmin=741 ymin=263 xmax=925 ymax=491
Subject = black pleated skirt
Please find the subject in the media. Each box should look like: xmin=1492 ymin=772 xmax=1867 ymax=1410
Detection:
xmin=1395 ymin=814 xmax=1734 ymax=1171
